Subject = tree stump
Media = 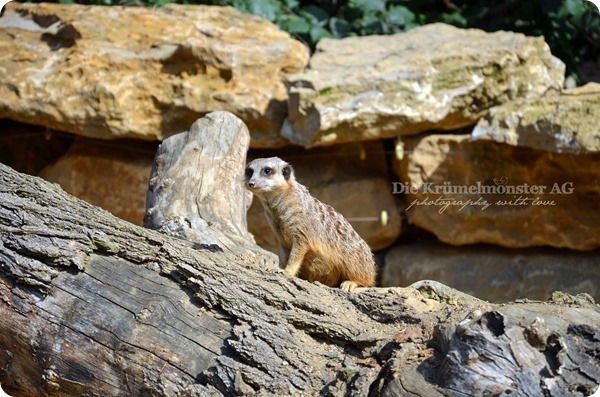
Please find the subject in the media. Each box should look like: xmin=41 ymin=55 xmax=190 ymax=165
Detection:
xmin=144 ymin=111 xmax=275 ymax=264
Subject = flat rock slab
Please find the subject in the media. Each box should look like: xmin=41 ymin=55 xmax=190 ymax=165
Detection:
xmin=394 ymin=134 xmax=600 ymax=251
xmin=0 ymin=3 xmax=309 ymax=147
xmin=283 ymin=23 xmax=564 ymax=148
xmin=473 ymin=83 xmax=600 ymax=153
xmin=381 ymin=240 xmax=600 ymax=302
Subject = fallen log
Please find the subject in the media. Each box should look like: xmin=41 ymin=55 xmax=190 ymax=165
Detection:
xmin=0 ymin=112 xmax=598 ymax=396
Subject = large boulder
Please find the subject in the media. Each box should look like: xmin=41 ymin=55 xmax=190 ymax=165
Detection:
xmin=394 ymin=132 xmax=600 ymax=250
xmin=282 ymin=23 xmax=565 ymax=148
xmin=0 ymin=3 xmax=309 ymax=147
xmin=247 ymin=142 xmax=402 ymax=252
xmin=472 ymin=83 xmax=600 ymax=153
xmin=381 ymin=240 xmax=600 ymax=302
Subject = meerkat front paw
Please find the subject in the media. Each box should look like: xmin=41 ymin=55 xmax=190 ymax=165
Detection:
xmin=340 ymin=280 xmax=359 ymax=292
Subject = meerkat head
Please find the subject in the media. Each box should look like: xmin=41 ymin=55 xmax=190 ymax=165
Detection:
xmin=245 ymin=157 xmax=294 ymax=197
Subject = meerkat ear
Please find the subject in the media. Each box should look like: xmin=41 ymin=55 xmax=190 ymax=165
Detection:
xmin=282 ymin=164 xmax=293 ymax=181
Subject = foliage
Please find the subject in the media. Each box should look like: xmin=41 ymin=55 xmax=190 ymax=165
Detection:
xmin=31 ymin=0 xmax=600 ymax=81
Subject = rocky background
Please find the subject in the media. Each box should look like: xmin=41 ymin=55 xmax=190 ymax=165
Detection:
xmin=1 ymin=2 xmax=599 ymax=303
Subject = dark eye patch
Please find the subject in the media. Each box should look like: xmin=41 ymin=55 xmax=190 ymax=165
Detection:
xmin=245 ymin=167 xmax=254 ymax=179
xmin=282 ymin=165 xmax=292 ymax=181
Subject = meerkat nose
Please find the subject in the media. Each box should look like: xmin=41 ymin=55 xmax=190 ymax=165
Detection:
xmin=248 ymin=182 xmax=255 ymax=188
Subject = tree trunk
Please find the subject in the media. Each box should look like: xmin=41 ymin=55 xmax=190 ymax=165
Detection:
xmin=0 ymin=113 xmax=599 ymax=397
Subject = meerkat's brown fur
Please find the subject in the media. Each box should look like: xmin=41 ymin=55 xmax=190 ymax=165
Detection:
xmin=245 ymin=157 xmax=376 ymax=292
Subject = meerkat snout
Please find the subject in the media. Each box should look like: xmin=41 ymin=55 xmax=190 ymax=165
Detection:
xmin=245 ymin=157 xmax=293 ymax=196
xmin=245 ymin=157 xmax=377 ymax=292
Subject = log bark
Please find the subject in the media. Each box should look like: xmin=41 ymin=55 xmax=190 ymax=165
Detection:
xmin=0 ymin=113 xmax=599 ymax=396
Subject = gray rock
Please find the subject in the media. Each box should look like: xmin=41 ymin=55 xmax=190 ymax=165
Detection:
xmin=283 ymin=23 xmax=564 ymax=148
xmin=382 ymin=240 xmax=600 ymax=302
xmin=472 ymin=83 xmax=600 ymax=153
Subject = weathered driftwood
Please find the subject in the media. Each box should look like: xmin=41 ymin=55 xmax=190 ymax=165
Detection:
xmin=0 ymin=113 xmax=599 ymax=396
xmin=144 ymin=111 xmax=275 ymax=265
xmin=435 ymin=298 xmax=600 ymax=397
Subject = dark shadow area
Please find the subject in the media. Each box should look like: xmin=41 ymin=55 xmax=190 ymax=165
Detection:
xmin=0 ymin=119 xmax=74 ymax=176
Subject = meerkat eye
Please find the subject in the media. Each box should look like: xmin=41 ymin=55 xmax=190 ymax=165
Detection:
xmin=262 ymin=167 xmax=273 ymax=176
xmin=245 ymin=167 xmax=254 ymax=179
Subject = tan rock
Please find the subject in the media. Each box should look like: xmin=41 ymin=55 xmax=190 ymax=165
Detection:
xmin=248 ymin=142 xmax=402 ymax=253
xmin=394 ymin=134 xmax=600 ymax=250
xmin=472 ymin=83 xmax=600 ymax=153
xmin=283 ymin=23 xmax=565 ymax=148
xmin=0 ymin=3 xmax=309 ymax=147
xmin=39 ymin=139 xmax=155 ymax=226
xmin=381 ymin=240 xmax=600 ymax=303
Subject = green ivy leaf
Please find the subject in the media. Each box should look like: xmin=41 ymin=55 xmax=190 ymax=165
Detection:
xmin=403 ymin=21 xmax=419 ymax=31
xmin=230 ymin=0 xmax=252 ymax=14
xmin=348 ymin=0 xmax=386 ymax=15
xmin=301 ymin=5 xmax=329 ymax=22
xmin=441 ymin=11 xmax=468 ymax=27
xmin=278 ymin=14 xmax=311 ymax=34
xmin=247 ymin=0 xmax=282 ymax=21
xmin=386 ymin=5 xmax=415 ymax=26
xmin=152 ymin=0 xmax=174 ymax=6
xmin=360 ymin=14 xmax=387 ymax=34
xmin=329 ymin=17 xmax=353 ymax=37
xmin=562 ymin=0 xmax=587 ymax=18
xmin=309 ymin=24 xmax=333 ymax=43
xmin=282 ymin=0 xmax=299 ymax=10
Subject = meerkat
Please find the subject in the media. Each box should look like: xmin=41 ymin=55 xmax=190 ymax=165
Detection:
xmin=245 ymin=157 xmax=377 ymax=292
